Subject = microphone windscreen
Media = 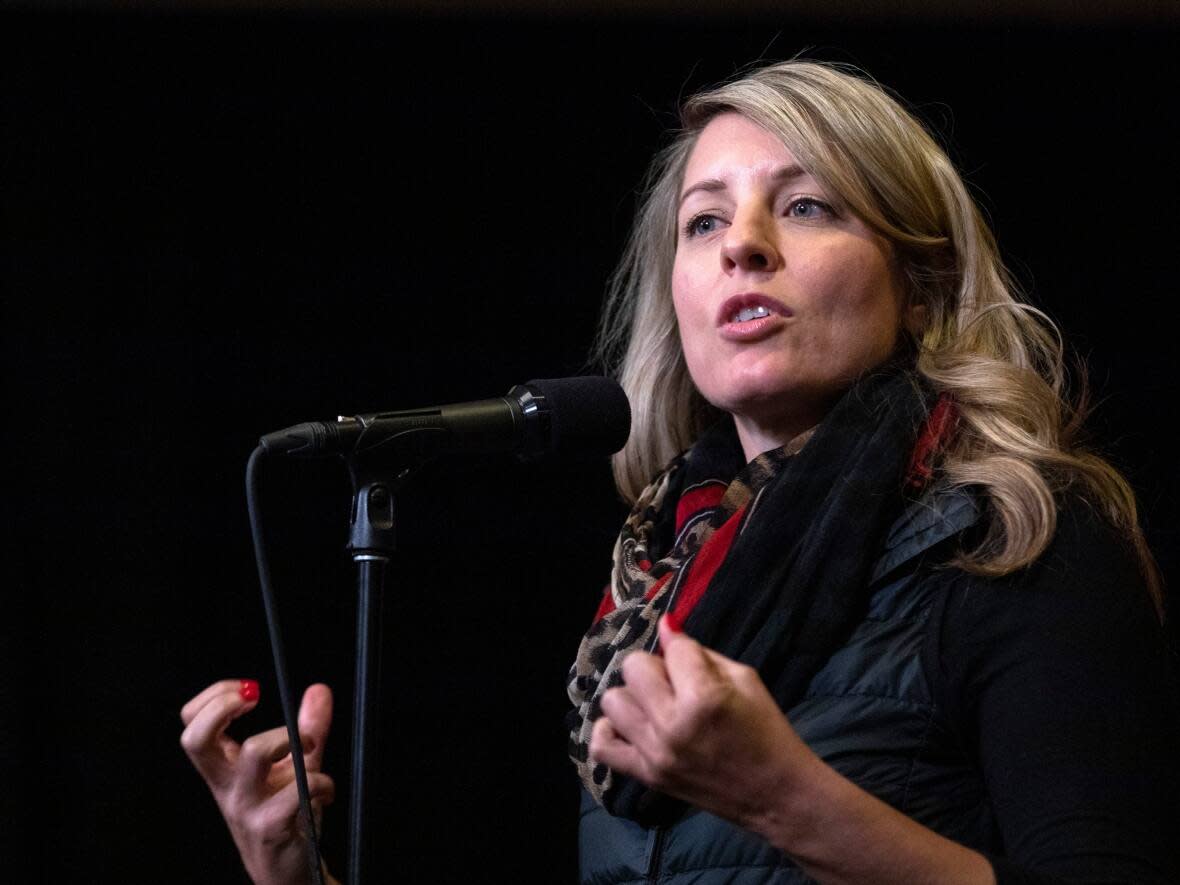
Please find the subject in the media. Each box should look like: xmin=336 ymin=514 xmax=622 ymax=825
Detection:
xmin=526 ymin=376 xmax=631 ymax=456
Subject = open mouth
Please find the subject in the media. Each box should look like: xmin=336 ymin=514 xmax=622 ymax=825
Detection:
xmin=732 ymin=305 xmax=772 ymax=323
xmin=717 ymin=293 xmax=791 ymax=327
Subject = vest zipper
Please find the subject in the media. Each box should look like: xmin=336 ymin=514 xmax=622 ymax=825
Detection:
xmin=645 ymin=826 xmax=666 ymax=883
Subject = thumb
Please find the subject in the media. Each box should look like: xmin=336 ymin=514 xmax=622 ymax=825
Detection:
xmin=661 ymin=614 xmax=745 ymax=685
xmin=658 ymin=613 xmax=693 ymax=653
xmin=298 ymin=684 xmax=333 ymax=769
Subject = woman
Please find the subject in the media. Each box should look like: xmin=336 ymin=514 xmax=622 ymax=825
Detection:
xmin=181 ymin=60 xmax=1178 ymax=883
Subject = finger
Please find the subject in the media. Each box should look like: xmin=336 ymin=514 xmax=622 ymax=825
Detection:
xmin=589 ymin=717 xmax=648 ymax=782
xmin=659 ymin=616 xmax=723 ymax=700
xmin=619 ymin=650 xmax=675 ymax=722
xmin=237 ymin=724 xmax=319 ymax=788
xmin=659 ymin=616 xmax=747 ymax=680
xmin=312 ymin=773 xmax=336 ymax=808
xmin=246 ymin=772 xmax=336 ymax=840
xmin=180 ymin=678 xmax=259 ymax=726
xmin=297 ymin=684 xmax=333 ymax=770
xmin=180 ymin=683 xmax=261 ymax=783
xmin=656 ymin=612 xmax=681 ymax=656
xmin=599 ymin=684 xmax=655 ymax=746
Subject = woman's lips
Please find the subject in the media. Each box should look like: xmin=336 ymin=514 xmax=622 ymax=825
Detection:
xmin=717 ymin=293 xmax=792 ymax=341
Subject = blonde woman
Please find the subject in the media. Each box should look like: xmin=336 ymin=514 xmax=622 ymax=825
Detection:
xmin=568 ymin=60 xmax=1174 ymax=884
xmin=182 ymin=61 xmax=1177 ymax=884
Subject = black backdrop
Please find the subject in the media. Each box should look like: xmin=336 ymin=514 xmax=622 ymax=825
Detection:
xmin=3 ymin=7 xmax=1178 ymax=883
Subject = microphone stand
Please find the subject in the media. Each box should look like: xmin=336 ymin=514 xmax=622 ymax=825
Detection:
xmin=253 ymin=376 xmax=629 ymax=883
xmin=343 ymin=458 xmax=413 ymax=885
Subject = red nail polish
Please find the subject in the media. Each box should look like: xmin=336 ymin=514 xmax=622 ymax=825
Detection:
xmin=664 ymin=610 xmax=684 ymax=633
xmin=239 ymin=679 xmax=260 ymax=702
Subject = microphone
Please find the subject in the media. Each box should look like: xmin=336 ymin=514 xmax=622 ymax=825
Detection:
xmin=258 ymin=376 xmax=631 ymax=461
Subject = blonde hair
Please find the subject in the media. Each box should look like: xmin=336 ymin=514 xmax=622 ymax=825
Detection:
xmin=594 ymin=60 xmax=1162 ymax=614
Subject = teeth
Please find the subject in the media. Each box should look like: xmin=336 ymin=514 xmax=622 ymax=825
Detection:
xmin=733 ymin=305 xmax=771 ymax=323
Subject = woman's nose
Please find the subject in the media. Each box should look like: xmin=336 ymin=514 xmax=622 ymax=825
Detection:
xmin=721 ymin=210 xmax=780 ymax=273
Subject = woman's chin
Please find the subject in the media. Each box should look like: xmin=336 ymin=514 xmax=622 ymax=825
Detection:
xmin=707 ymin=379 xmax=842 ymax=427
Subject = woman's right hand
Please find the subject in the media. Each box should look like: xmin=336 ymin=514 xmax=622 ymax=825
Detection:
xmin=180 ymin=680 xmax=337 ymax=885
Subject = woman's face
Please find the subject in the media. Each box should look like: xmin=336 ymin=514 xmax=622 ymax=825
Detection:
xmin=672 ymin=113 xmax=910 ymax=458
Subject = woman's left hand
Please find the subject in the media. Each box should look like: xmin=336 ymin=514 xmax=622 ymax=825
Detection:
xmin=589 ymin=615 xmax=820 ymax=832
xmin=591 ymin=616 xmax=996 ymax=884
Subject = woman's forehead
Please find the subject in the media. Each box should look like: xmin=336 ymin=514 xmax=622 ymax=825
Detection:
xmin=680 ymin=114 xmax=818 ymax=198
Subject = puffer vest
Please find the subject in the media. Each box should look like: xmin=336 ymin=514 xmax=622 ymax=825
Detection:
xmin=577 ymin=486 xmax=986 ymax=885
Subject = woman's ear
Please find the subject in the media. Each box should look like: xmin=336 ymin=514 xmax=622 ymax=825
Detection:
xmin=904 ymin=301 xmax=929 ymax=337
xmin=890 ymin=252 xmax=929 ymax=342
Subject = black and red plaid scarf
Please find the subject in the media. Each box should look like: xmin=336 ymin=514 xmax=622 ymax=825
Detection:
xmin=566 ymin=368 xmax=955 ymax=824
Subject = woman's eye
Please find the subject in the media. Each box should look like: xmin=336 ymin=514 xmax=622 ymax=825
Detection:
xmin=685 ymin=214 xmax=721 ymax=238
xmin=786 ymin=198 xmax=831 ymax=219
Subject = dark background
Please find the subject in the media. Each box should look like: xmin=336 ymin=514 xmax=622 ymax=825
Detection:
xmin=3 ymin=4 xmax=1177 ymax=882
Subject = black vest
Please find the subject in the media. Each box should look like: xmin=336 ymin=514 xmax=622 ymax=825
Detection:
xmin=577 ymin=487 xmax=986 ymax=884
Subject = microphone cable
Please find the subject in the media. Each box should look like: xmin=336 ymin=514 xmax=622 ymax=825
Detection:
xmin=246 ymin=446 xmax=326 ymax=885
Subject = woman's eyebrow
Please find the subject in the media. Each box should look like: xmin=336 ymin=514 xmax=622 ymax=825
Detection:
xmin=678 ymin=164 xmax=809 ymax=208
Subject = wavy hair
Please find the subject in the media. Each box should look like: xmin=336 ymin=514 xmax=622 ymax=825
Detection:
xmin=594 ymin=60 xmax=1162 ymax=614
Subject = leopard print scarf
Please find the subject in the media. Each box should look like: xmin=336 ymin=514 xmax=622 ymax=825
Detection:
xmin=565 ymin=421 xmax=813 ymax=809
xmin=566 ymin=369 xmax=950 ymax=823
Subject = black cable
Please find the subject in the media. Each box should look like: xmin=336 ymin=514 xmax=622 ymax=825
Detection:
xmin=246 ymin=446 xmax=326 ymax=885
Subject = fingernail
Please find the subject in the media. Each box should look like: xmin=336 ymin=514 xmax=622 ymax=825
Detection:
xmin=664 ymin=611 xmax=683 ymax=633
xmin=239 ymin=679 xmax=260 ymax=702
